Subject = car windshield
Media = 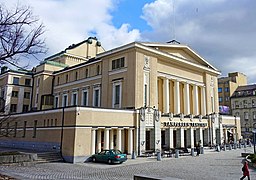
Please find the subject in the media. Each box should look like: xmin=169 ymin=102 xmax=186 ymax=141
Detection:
xmin=112 ymin=150 xmax=122 ymax=155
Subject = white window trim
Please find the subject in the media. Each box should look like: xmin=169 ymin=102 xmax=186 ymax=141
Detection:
xmin=112 ymin=82 xmax=122 ymax=108
xmin=93 ymin=87 xmax=101 ymax=107
xmin=62 ymin=94 xmax=68 ymax=107
xmin=71 ymin=91 xmax=78 ymax=106
xmin=82 ymin=89 xmax=89 ymax=106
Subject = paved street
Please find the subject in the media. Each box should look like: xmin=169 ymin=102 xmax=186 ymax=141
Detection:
xmin=0 ymin=147 xmax=256 ymax=180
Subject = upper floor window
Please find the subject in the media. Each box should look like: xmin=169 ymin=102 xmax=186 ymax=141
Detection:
xmin=97 ymin=65 xmax=100 ymax=75
xmin=57 ymin=77 xmax=60 ymax=85
xmin=85 ymin=69 xmax=89 ymax=78
xmin=66 ymin=74 xmax=69 ymax=83
xmin=218 ymin=88 xmax=222 ymax=93
xmin=224 ymin=87 xmax=229 ymax=92
xmin=244 ymin=112 xmax=249 ymax=120
xmin=82 ymin=90 xmax=88 ymax=106
xmin=10 ymin=104 xmax=17 ymax=113
xmin=71 ymin=92 xmax=78 ymax=106
xmin=62 ymin=94 xmax=68 ymax=107
xmin=13 ymin=77 xmax=19 ymax=85
xmin=243 ymin=100 xmax=248 ymax=108
xmin=12 ymin=91 xmax=18 ymax=97
xmin=93 ymin=87 xmax=100 ymax=107
xmin=253 ymin=111 xmax=256 ymax=120
xmin=54 ymin=96 xmax=59 ymax=108
xmin=23 ymin=105 xmax=29 ymax=113
xmin=235 ymin=101 xmax=239 ymax=108
xmin=112 ymin=57 xmax=125 ymax=70
xmin=25 ymin=79 xmax=31 ymax=86
xmin=37 ymin=78 xmax=40 ymax=87
xmin=225 ymin=96 xmax=229 ymax=102
xmin=24 ymin=92 xmax=30 ymax=99
xmin=112 ymin=83 xmax=122 ymax=108
xmin=75 ymin=72 xmax=78 ymax=81
xmin=252 ymin=99 xmax=256 ymax=107
xmin=219 ymin=97 xmax=223 ymax=102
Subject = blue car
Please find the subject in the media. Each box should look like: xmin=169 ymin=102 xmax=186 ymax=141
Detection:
xmin=91 ymin=149 xmax=127 ymax=164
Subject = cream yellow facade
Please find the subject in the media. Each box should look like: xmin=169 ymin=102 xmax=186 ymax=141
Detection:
xmin=0 ymin=37 xmax=240 ymax=163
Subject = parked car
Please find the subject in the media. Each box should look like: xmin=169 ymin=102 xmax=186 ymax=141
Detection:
xmin=91 ymin=149 xmax=127 ymax=164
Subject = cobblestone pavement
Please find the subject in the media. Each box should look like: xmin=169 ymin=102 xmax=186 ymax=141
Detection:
xmin=0 ymin=147 xmax=256 ymax=180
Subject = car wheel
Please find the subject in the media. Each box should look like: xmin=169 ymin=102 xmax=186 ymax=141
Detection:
xmin=107 ymin=159 xmax=112 ymax=164
xmin=92 ymin=157 xmax=96 ymax=162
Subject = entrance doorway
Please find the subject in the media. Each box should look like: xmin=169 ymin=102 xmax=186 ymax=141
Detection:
xmin=146 ymin=131 xmax=150 ymax=150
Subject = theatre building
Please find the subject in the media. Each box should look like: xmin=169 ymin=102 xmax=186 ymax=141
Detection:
xmin=0 ymin=37 xmax=241 ymax=163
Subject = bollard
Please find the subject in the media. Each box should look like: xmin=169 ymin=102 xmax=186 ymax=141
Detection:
xmin=175 ymin=150 xmax=179 ymax=158
xmin=217 ymin=145 xmax=220 ymax=152
xmin=224 ymin=144 xmax=226 ymax=151
xmin=191 ymin=148 xmax=195 ymax=156
xmin=200 ymin=147 xmax=204 ymax=154
xmin=229 ymin=144 xmax=232 ymax=150
xmin=157 ymin=151 xmax=161 ymax=161
xmin=239 ymin=143 xmax=241 ymax=149
xmin=234 ymin=143 xmax=237 ymax=149
xmin=132 ymin=151 xmax=136 ymax=159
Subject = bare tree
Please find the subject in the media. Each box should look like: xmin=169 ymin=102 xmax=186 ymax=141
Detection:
xmin=0 ymin=3 xmax=47 ymax=68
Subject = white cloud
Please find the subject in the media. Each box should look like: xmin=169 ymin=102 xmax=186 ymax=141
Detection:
xmin=2 ymin=0 xmax=141 ymax=66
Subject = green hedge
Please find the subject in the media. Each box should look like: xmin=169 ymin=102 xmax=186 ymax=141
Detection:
xmin=248 ymin=154 xmax=256 ymax=163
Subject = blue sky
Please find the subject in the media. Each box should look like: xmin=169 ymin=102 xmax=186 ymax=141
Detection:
xmin=2 ymin=0 xmax=256 ymax=83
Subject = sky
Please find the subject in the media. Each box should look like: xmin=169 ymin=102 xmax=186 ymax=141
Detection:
xmin=1 ymin=0 xmax=256 ymax=83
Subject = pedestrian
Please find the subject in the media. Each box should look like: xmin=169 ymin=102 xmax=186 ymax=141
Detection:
xmin=240 ymin=161 xmax=250 ymax=180
xmin=196 ymin=140 xmax=201 ymax=156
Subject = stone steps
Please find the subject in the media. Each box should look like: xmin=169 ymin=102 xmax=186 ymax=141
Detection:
xmin=36 ymin=152 xmax=63 ymax=163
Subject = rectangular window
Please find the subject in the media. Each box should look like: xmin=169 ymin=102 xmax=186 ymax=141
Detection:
xmin=72 ymin=92 xmax=77 ymax=106
xmin=218 ymin=88 xmax=222 ymax=93
xmin=252 ymin=99 xmax=255 ymax=107
xmin=112 ymin=57 xmax=125 ymax=70
xmin=13 ymin=77 xmax=19 ymax=85
xmin=62 ymin=94 xmax=68 ymax=107
xmin=244 ymin=112 xmax=249 ymax=120
xmin=25 ymin=79 xmax=31 ymax=86
xmin=115 ymin=85 xmax=120 ymax=105
xmin=54 ymin=96 xmax=59 ymax=108
xmin=55 ymin=119 xmax=57 ymax=126
xmin=235 ymin=101 xmax=239 ymax=108
xmin=22 ymin=105 xmax=29 ymax=112
xmin=37 ymin=78 xmax=40 ymax=87
xmin=12 ymin=91 xmax=18 ymax=97
xmin=51 ymin=119 xmax=53 ymax=126
xmin=24 ymin=92 xmax=30 ymax=99
xmin=33 ymin=120 xmax=37 ymax=138
xmin=23 ymin=121 xmax=27 ymax=138
xmin=218 ymin=97 xmax=223 ymax=102
xmin=253 ymin=111 xmax=256 ymax=120
xmin=82 ymin=90 xmax=88 ymax=106
xmin=243 ymin=100 xmax=248 ymax=108
xmin=224 ymin=87 xmax=229 ymax=92
xmin=93 ymin=89 xmax=100 ymax=107
xmin=10 ymin=104 xmax=17 ymax=113
xmin=36 ymin=93 xmax=39 ymax=103
xmin=0 ymin=123 xmax=2 ymax=135
xmin=225 ymin=96 xmax=229 ymax=102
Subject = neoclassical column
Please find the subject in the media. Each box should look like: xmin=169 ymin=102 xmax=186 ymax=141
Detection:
xmin=116 ymin=128 xmax=122 ymax=151
xmin=200 ymin=86 xmax=206 ymax=116
xmin=169 ymin=128 xmax=174 ymax=148
xmin=97 ymin=129 xmax=102 ymax=152
xmin=224 ymin=129 xmax=228 ymax=143
xmin=128 ymin=128 xmax=133 ymax=154
xmin=184 ymin=82 xmax=190 ymax=115
xmin=104 ymin=128 xmax=110 ymax=149
xmin=174 ymin=80 xmax=180 ymax=114
xmin=91 ymin=129 xmax=96 ymax=154
xmin=176 ymin=128 xmax=184 ymax=148
xmin=109 ymin=129 xmax=114 ymax=149
xmin=193 ymin=84 xmax=199 ymax=115
xmin=163 ymin=78 xmax=170 ymax=113
xmin=121 ymin=129 xmax=125 ymax=151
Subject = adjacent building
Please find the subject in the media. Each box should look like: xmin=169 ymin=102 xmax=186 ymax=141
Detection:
xmin=218 ymin=72 xmax=247 ymax=114
xmin=0 ymin=37 xmax=240 ymax=163
xmin=231 ymin=84 xmax=256 ymax=139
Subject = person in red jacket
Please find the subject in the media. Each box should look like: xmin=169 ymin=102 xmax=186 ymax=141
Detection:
xmin=240 ymin=161 xmax=250 ymax=180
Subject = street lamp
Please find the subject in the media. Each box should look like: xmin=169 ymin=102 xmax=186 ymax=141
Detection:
xmin=252 ymin=129 xmax=256 ymax=154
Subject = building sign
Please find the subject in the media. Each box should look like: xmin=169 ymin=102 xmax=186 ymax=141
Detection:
xmin=162 ymin=122 xmax=207 ymax=128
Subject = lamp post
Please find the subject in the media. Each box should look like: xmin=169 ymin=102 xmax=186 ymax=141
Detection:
xmin=252 ymin=129 xmax=256 ymax=154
